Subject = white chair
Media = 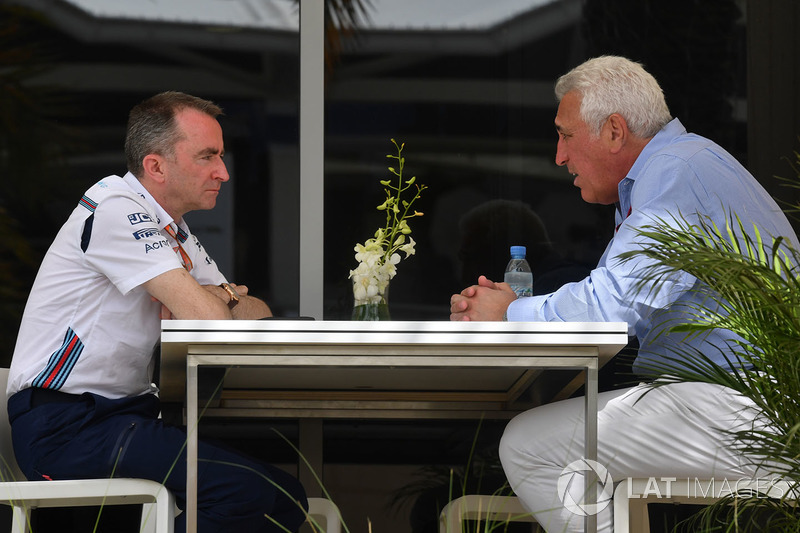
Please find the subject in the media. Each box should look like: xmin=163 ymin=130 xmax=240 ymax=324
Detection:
xmin=439 ymin=494 xmax=537 ymax=533
xmin=613 ymin=477 xmax=793 ymax=533
xmin=306 ymin=497 xmax=342 ymax=533
xmin=0 ymin=368 xmax=175 ymax=533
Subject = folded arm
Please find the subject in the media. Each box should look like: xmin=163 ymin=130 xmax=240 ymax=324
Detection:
xmin=205 ymin=283 xmax=273 ymax=319
xmin=144 ymin=268 xmax=232 ymax=320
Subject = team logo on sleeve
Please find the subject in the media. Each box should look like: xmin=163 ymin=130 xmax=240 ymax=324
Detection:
xmin=132 ymin=227 xmax=161 ymax=240
xmin=128 ymin=212 xmax=153 ymax=225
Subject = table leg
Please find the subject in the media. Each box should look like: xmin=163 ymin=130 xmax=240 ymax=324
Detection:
xmin=187 ymin=360 xmax=199 ymax=533
xmin=585 ymin=363 xmax=598 ymax=533
xmin=298 ymin=419 xmax=324 ymax=497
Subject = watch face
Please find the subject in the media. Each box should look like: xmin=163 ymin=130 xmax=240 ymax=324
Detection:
xmin=221 ymin=283 xmax=240 ymax=308
xmin=228 ymin=284 xmax=240 ymax=300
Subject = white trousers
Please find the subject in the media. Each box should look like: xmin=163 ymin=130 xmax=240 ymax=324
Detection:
xmin=498 ymin=381 xmax=763 ymax=532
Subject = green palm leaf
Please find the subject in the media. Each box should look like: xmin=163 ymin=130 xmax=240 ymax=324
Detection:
xmin=619 ymin=208 xmax=800 ymax=531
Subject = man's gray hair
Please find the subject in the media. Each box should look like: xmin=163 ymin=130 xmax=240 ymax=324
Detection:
xmin=125 ymin=91 xmax=223 ymax=178
xmin=555 ymin=56 xmax=672 ymax=138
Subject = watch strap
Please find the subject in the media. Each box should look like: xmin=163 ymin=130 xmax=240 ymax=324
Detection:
xmin=219 ymin=283 xmax=240 ymax=310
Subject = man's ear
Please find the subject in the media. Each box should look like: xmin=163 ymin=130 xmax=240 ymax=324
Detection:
xmin=605 ymin=113 xmax=628 ymax=154
xmin=142 ymin=154 xmax=166 ymax=183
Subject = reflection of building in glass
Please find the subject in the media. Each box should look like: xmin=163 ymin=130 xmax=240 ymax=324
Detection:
xmin=458 ymin=199 xmax=590 ymax=294
xmin=9 ymin=0 xmax=593 ymax=320
xmin=4 ymin=0 xmax=784 ymax=322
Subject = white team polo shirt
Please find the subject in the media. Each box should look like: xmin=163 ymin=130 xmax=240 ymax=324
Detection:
xmin=8 ymin=173 xmax=227 ymax=399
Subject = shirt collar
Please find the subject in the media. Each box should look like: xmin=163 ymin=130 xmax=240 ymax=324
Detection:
xmin=625 ymin=118 xmax=686 ymax=182
xmin=616 ymin=118 xmax=686 ymax=218
xmin=122 ymin=172 xmax=182 ymax=231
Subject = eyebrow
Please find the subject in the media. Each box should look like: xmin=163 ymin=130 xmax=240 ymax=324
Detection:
xmin=197 ymin=147 xmax=224 ymax=157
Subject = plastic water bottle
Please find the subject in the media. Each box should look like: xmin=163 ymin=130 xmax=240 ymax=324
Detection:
xmin=504 ymin=245 xmax=533 ymax=298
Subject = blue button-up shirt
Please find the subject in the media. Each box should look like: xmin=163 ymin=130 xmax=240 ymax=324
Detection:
xmin=506 ymin=118 xmax=798 ymax=372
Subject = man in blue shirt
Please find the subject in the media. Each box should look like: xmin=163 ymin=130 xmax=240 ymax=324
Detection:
xmin=450 ymin=56 xmax=799 ymax=532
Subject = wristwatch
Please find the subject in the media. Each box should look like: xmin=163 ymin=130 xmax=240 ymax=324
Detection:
xmin=219 ymin=283 xmax=240 ymax=310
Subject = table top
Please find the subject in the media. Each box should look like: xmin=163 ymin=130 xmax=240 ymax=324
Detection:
xmin=159 ymin=320 xmax=628 ymax=411
xmin=161 ymin=319 xmax=627 ymax=349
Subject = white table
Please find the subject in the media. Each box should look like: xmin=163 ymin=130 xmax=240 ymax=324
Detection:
xmin=160 ymin=319 xmax=628 ymax=533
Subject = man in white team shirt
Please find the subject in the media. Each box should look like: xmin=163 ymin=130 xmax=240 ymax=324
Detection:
xmin=7 ymin=91 xmax=307 ymax=532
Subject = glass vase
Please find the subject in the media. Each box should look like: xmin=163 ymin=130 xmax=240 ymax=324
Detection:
xmin=351 ymin=285 xmax=391 ymax=321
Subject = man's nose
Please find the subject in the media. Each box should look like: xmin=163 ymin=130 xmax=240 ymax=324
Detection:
xmin=555 ymin=140 xmax=567 ymax=167
xmin=216 ymin=161 xmax=230 ymax=182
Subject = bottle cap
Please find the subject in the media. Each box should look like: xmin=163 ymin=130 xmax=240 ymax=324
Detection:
xmin=510 ymin=245 xmax=526 ymax=258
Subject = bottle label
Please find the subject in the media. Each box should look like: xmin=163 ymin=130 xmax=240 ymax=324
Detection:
xmin=504 ymin=271 xmax=533 ymax=298
xmin=510 ymin=285 xmax=533 ymax=298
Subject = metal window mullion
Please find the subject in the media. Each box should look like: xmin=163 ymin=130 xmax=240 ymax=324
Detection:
xmin=299 ymin=0 xmax=325 ymax=319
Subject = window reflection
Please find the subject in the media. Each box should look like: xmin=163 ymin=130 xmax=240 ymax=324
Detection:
xmin=0 ymin=0 xmax=749 ymax=328
xmin=324 ymin=0 xmax=609 ymax=319
xmin=323 ymin=0 xmax=746 ymax=320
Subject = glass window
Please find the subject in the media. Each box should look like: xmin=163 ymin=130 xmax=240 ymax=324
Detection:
xmin=1 ymin=0 xmax=752 ymax=334
xmin=322 ymin=0 xmax=747 ymax=320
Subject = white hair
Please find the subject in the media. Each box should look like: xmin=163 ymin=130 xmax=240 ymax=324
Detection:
xmin=555 ymin=56 xmax=672 ymax=138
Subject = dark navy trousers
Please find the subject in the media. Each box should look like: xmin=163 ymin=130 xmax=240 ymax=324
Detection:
xmin=8 ymin=389 xmax=307 ymax=532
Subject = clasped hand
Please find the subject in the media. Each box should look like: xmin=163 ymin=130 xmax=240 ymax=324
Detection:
xmin=449 ymin=275 xmax=517 ymax=321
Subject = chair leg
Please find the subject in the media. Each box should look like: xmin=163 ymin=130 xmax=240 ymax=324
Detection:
xmin=614 ymin=479 xmax=651 ymax=533
xmin=10 ymin=503 xmax=31 ymax=533
xmin=613 ymin=480 xmax=631 ymax=533
xmin=307 ymin=497 xmax=341 ymax=533
xmin=440 ymin=496 xmax=462 ymax=533
xmin=440 ymin=495 xmax=536 ymax=533
xmin=140 ymin=503 xmax=157 ymax=533
xmin=139 ymin=487 xmax=176 ymax=533
xmin=154 ymin=488 xmax=176 ymax=533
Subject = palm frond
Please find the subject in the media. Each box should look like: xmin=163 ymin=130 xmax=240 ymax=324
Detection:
xmin=619 ymin=206 xmax=800 ymax=530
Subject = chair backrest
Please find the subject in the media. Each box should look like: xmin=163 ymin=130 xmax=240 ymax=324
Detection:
xmin=0 ymin=368 xmax=27 ymax=481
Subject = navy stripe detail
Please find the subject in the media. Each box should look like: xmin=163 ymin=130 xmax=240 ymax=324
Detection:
xmin=32 ymin=328 xmax=84 ymax=390
xmin=80 ymin=213 xmax=94 ymax=252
